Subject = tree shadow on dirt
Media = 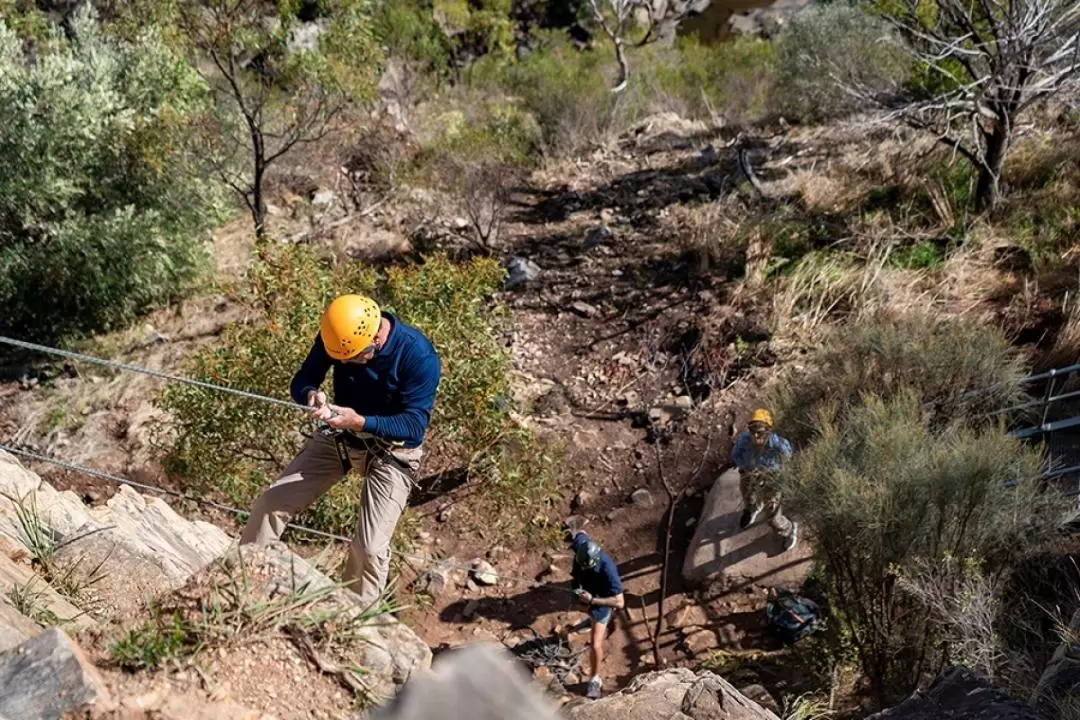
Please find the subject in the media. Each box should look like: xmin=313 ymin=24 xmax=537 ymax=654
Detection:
xmin=407 ymin=467 xmax=469 ymax=508
xmin=512 ymin=139 xmax=799 ymax=229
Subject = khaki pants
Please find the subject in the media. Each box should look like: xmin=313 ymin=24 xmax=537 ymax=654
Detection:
xmin=240 ymin=432 xmax=422 ymax=609
xmin=738 ymin=468 xmax=793 ymax=538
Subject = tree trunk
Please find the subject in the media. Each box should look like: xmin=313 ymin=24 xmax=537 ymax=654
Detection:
xmin=252 ymin=159 xmax=266 ymax=239
xmin=974 ymin=124 xmax=1011 ymax=212
xmin=248 ymin=117 xmax=267 ymax=239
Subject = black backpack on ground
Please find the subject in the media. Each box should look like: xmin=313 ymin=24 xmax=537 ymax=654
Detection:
xmin=765 ymin=586 xmax=822 ymax=645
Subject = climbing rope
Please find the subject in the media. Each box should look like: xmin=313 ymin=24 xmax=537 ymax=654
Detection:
xmin=0 ymin=335 xmax=309 ymax=412
xmin=0 ymin=335 xmax=582 ymax=594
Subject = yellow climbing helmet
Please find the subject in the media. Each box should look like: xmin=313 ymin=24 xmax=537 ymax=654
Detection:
xmin=320 ymin=294 xmax=382 ymax=361
xmin=750 ymin=408 xmax=774 ymax=428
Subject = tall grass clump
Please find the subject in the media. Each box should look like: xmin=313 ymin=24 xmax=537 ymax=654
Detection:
xmin=769 ymin=311 xmax=1027 ymax=443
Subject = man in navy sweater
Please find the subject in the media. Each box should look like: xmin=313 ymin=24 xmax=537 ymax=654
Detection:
xmin=569 ymin=532 xmax=624 ymax=699
xmin=240 ymin=294 xmax=441 ymax=609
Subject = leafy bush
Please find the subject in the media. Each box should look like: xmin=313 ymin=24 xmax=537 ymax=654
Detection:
xmin=156 ymin=244 xmax=556 ymax=537
xmin=769 ymin=311 xmax=1027 ymax=444
xmin=461 ymin=31 xmax=777 ymax=156
xmin=0 ymin=9 xmax=222 ymax=343
xmin=651 ymin=36 xmax=777 ymax=124
xmin=773 ymin=4 xmax=909 ymax=123
xmin=465 ymin=31 xmax=615 ymax=156
xmin=779 ymin=392 xmax=1057 ymax=704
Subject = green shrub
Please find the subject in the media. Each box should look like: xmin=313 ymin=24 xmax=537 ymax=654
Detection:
xmin=652 ymin=36 xmax=777 ymax=124
xmin=465 ymin=31 xmax=615 ymax=156
xmin=413 ymin=97 xmax=542 ymax=175
xmin=156 ymin=244 xmax=556 ymax=538
xmin=0 ymin=9 xmax=223 ymax=343
xmin=779 ymin=391 xmax=1057 ymax=705
xmin=769 ymin=312 xmax=1027 ymax=444
xmin=460 ymin=31 xmax=777 ymax=157
xmin=773 ymin=4 xmax=909 ymax=123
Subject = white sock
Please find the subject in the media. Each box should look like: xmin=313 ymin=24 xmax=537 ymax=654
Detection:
xmin=591 ymin=675 xmax=601 ymax=684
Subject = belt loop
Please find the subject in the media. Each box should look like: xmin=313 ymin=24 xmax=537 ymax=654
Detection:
xmin=333 ymin=433 xmax=352 ymax=474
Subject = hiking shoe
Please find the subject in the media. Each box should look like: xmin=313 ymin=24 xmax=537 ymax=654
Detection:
xmin=783 ymin=522 xmax=799 ymax=552
xmin=740 ymin=507 xmax=760 ymax=529
xmin=586 ymin=677 xmax=602 ymax=699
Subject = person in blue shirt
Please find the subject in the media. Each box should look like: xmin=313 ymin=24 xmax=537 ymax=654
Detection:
xmin=569 ymin=531 xmax=624 ymax=699
xmin=731 ymin=407 xmax=798 ymax=551
xmin=240 ymin=294 xmax=441 ymax=610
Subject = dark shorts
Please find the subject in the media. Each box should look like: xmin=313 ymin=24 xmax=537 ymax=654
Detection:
xmin=590 ymin=606 xmax=613 ymax=625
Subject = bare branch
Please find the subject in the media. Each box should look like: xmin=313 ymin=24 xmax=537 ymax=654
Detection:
xmin=852 ymin=0 xmax=1080 ymax=209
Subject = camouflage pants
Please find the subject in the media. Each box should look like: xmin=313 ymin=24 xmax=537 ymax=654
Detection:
xmin=738 ymin=469 xmax=793 ymax=538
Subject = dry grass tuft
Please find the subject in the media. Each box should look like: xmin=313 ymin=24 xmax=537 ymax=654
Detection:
xmin=769 ymin=241 xmax=891 ymax=342
xmin=1037 ymin=287 xmax=1080 ymax=372
xmin=661 ymin=198 xmax=750 ymax=276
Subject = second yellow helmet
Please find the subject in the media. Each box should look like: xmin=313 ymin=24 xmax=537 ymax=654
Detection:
xmin=750 ymin=408 xmax=774 ymax=428
xmin=320 ymin=294 xmax=381 ymax=361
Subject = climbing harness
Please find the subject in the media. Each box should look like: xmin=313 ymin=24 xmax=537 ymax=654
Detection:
xmin=307 ymin=410 xmax=416 ymax=480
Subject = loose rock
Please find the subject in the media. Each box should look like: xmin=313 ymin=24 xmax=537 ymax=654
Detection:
xmin=583 ymin=225 xmax=614 ymax=249
xmin=571 ymin=491 xmax=592 ymax=512
xmin=471 ymin=560 xmax=499 ymax=586
xmin=0 ymin=628 xmax=112 ymax=720
xmin=631 ymin=489 xmax=653 ymax=508
xmin=570 ymin=301 xmax=600 ymax=318
xmin=505 ymin=257 xmax=542 ymax=289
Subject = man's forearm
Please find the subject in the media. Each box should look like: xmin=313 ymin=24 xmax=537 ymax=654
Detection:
xmin=591 ymin=594 xmax=624 ymax=609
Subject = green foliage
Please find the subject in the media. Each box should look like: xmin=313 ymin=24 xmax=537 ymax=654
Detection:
xmin=888 ymin=241 xmax=945 ymax=268
xmin=160 ymin=0 xmax=384 ymax=234
xmin=157 ymin=245 xmax=556 ymax=537
xmin=773 ymin=3 xmax=909 ymax=123
xmin=110 ymin=611 xmax=194 ymax=670
xmin=652 ymin=37 xmax=777 ymax=124
xmin=461 ymin=30 xmax=777 ymax=158
xmin=0 ymin=9 xmax=221 ymax=342
xmin=435 ymin=0 xmax=515 ymax=58
xmin=374 ymin=1 xmax=452 ymax=80
xmin=415 ymin=99 xmax=542 ymax=177
xmin=779 ymin=391 xmax=1058 ymax=704
xmin=465 ymin=30 xmax=614 ymax=156
xmin=769 ymin=312 xmax=1027 ymax=445
xmin=0 ymin=0 xmax=51 ymax=41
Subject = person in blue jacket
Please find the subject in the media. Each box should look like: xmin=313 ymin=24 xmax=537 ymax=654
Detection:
xmin=731 ymin=407 xmax=797 ymax=551
xmin=570 ymin=532 xmax=625 ymax=699
xmin=240 ymin=294 xmax=441 ymax=610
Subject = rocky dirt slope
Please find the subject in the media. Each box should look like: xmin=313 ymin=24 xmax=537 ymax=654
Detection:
xmin=0 ymin=449 xmax=431 ymax=719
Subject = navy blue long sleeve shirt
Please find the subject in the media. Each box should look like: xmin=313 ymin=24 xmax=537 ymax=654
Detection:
xmin=290 ymin=312 xmax=441 ymax=448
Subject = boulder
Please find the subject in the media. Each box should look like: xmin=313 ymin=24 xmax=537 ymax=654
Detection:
xmin=566 ymin=667 xmax=780 ymax=720
xmin=0 ymin=627 xmax=112 ymax=720
xmin=867 ymin=667 xmax=1047 ymax=720
xmin=682 ymin=468 xmax=812 ymax=588
xmin=0 ymin=452 xmax=232 ymax=615
xmin=365 ymin=643 xmax=558 ymax=720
